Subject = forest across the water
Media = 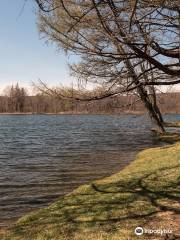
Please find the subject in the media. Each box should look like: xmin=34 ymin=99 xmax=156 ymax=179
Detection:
xmin=0 ymin=84 xmax=179 ymax=114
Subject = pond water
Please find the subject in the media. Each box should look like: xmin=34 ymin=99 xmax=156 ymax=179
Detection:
xmin=0 ymin=114 xmax=179 ymax=227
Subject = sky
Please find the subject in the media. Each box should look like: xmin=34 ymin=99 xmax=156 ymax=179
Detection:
xmin=0 ymin=1 xmax=179 ymax=94
xmin=0 ymin=0 xmax=75 ymax=93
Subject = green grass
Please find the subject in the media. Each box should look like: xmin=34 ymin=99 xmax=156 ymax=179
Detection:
xmin=1 ymin=140 xmax=180 ymax=240
xmin=158 ymin=121 xmax=180 ymax=143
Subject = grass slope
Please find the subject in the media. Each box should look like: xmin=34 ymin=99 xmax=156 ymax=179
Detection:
xmin=1 ymin=143 xmax=180 ymax=240
xmin=159 ymin=132 xmax=180 ymax=143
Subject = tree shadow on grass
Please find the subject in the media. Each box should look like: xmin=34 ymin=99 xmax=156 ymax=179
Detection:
xmin=8 ymin=164 xmax=180 ymax=240
xmin=59 ymin=164 xmax=179 ymax=239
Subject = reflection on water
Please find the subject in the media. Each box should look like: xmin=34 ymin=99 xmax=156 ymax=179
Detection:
xmin=0 ymin=114 xmax=179 ymax=227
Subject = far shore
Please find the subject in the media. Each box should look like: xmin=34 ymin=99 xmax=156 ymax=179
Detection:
xmin=0 ymin=111 xmax=146 ymax=116
xmin=0 ymin=111 xmax=179 ymax=116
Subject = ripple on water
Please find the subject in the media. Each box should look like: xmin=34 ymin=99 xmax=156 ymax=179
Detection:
xmin=1 ymin=114 xmax=178 ymax=227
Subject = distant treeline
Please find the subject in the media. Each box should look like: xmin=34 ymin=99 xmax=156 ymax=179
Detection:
xmin=0 ymin=84 xmax=179 ymax=114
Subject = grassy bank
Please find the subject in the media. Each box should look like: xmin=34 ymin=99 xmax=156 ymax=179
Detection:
xmin=1 ymin=141 xmax=180 ymax=240
xmin=164 ymin=122 xmax=180 ymax=128
xmin=158 ymin=132 xmax=180 ymax=143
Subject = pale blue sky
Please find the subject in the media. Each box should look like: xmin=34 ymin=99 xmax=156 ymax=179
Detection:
xmin=0 ymin=0 xmax=75 ymax=93
xmin=0 ymin=1 xmax=179 ymax=94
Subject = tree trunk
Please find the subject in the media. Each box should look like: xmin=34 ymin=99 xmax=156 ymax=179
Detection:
xmin=149 ymin=86 xmax=164 ymax=124
xmin=123 ymin=56 xmax=165 ymax=133
xmin=137 ymin=86 xmax=165 ymax=133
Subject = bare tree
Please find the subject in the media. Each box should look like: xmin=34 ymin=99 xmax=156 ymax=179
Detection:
xmin=34 ymin=0 xmax=180 ymax=132
xmin=4 ymin=84 xmax=27 ymax=112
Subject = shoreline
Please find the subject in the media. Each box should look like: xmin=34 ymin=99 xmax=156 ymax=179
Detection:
xmin=0 ymin=111 xmax=179 ymax=116
xmin=1 ymin=137 xmax=180 ymax=240
xmin=0 ymin=111 xmax=145 ymax=115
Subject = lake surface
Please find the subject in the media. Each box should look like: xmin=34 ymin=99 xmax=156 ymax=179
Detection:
xmin=0 ymin=114 xmax=179 ymax=227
